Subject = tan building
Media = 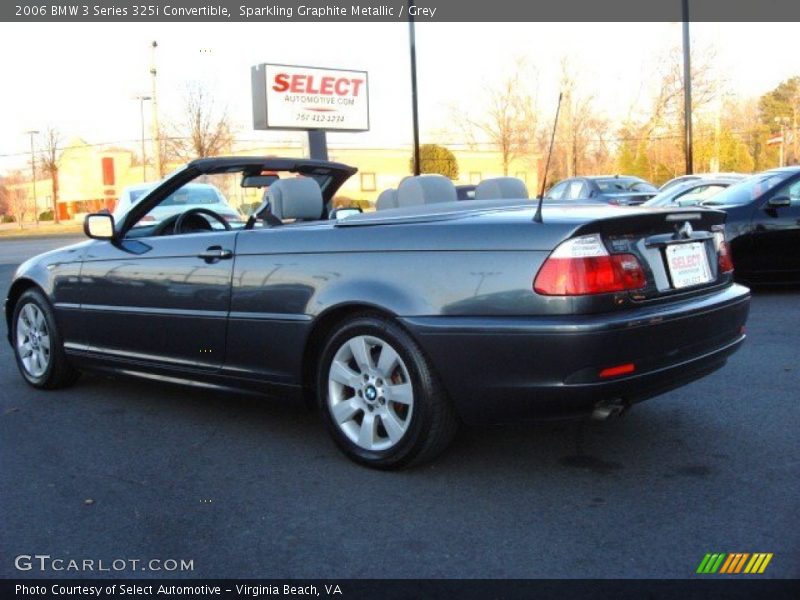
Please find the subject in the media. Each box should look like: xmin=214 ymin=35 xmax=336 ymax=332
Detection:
xmin=7 ymin=138 xmax=144 ymax=221
xmin=327 ymin=147 xmax=540 ymax=203
xmin=55 ymin=138 xmax=145 ymax=220
xmin=7 ymin=140 xmax=540 ymax=220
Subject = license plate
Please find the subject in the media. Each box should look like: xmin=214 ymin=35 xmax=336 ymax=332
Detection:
xmin=666 ymin=242 xmax=712 ymax=289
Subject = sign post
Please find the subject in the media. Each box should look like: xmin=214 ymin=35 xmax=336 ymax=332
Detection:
xmin=307 ymin=130 xmax=329 ymax=161
xmin=408 ymin=0 xmax=421 ymax=175
xmin=252 ymin=63 xmax=369 ymax=160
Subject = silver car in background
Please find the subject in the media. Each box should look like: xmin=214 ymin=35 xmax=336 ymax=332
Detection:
xmin=113 ymin=182 xmax=243 ymax=227
xmin=658 ymin=173 xmax=747 ymax=192
xmin=643 ymin=178 xmax=739 ymax=208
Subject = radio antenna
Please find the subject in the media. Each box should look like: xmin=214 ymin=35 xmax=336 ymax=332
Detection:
xmin=534 ymin=92 xmax=563 ymax=223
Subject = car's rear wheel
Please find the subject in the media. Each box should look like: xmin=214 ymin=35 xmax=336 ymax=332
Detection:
xmin=12 ymin=288 xmax=80 ymax=389
xmin=317 ymin=314 xmax=458 ymax=469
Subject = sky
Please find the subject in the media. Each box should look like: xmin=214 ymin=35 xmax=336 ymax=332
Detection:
xmin=0 ymin=21 xmax=797 ymax=170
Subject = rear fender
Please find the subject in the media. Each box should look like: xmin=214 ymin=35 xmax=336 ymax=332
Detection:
xmin=309 ymin=279 xmax=428 ymax=317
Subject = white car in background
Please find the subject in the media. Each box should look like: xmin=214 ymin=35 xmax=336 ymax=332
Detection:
xmin=112 ymin=182 xmax=242 ymax=227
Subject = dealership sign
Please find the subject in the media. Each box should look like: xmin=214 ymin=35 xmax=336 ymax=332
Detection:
xmin=252 ymin=63 xmax=369 ymax=132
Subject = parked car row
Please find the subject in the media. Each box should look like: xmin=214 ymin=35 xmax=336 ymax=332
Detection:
xmin=543 ymin=173 xmax=749 ymax=208
xmin=541 ymin=168 xmax=800 ymax=283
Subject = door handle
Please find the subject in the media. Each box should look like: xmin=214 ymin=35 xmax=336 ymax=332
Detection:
xmin=198 ymin=246 xmax=233 ymax=262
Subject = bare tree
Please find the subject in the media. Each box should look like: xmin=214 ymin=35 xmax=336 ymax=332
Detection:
xmin=165 ymin=83 xmax=235 ymax=163
xmin=616 ymin=42 xmax=721 ymax=182
xmin=453 ymin=59 xmax=539 ymax=175
xmin=2 ymin=171 xmax=32 ymax=229
xmin=646 ymin=43 xmax=719 ymax=141
xmin=38 ymin=126 xmax=62 ymax=224
xmin=0 ymin=176 xmax=8 ymax=219
xmin=557 ymin=57 xmax=611 ymax=178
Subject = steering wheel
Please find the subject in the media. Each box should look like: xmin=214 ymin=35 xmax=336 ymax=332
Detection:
xmin=173 ymin=207 xmax=231 ymax=235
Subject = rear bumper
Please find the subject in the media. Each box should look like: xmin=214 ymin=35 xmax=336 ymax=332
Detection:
xmin=401 ymin=284 xmax=750 ymax=424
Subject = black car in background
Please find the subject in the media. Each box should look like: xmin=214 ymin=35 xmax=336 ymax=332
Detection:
xmin=700 ymin=166 xmax=800 ymax=284
xmin=545 ymin=175 xmax=658 ymax=205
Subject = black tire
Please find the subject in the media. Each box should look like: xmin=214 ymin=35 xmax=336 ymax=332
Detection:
xmin=317 ymin=313 xmax=459 ymax=469
xmin=11 ymin=288 xmax=80 ymax=389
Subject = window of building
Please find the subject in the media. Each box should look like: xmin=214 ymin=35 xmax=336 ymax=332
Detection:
xmin=101 ymin=157 xmax=115 ymax=186
xmin=360 ymin=172 xmax=376 ymax=192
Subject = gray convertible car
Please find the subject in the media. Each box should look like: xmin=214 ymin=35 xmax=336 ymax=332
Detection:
xmin=6 ymin=157 xmax=750 ymax=468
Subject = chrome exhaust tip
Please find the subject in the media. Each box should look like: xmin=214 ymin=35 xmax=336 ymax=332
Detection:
xmin=592 ymin=398 xmax=627 ymax=420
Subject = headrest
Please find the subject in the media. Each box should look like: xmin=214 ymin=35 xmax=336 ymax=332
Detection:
xmin=268 ymin=178 xmax=323 ymax=221
xmin=396 ymin=175 xmax=457 ymax=207
xmin=474 ymin=177 xmax=529 ymax=200
xmin=376 ymin=188 xmax=398 ymax=210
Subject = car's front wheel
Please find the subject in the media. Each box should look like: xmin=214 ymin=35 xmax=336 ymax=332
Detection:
xmin=12 ymin=288 xmax=80 ymax=389
xmin=317 ymin=313 xmax=458 ymax=469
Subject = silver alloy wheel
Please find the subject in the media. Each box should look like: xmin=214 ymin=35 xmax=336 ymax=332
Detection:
xmin=16 ymin=303 xmax=51 ymax=378
xmin=327 ymin=334 xmax=414 ymax=451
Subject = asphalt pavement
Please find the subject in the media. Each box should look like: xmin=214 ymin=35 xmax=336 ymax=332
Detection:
xmin=0 ymin=235 xmax=798 ymax=579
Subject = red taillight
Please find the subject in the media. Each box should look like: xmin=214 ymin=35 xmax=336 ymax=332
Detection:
xmin=713 ymin=229 xmax=734 ymax=274
xmin=534 ymin=234 xmax=647 ymax=296
xmin=717 ymin=238 xmax=734 ymax=273
xmin=599 ymin=363 xmax=636 ymax=378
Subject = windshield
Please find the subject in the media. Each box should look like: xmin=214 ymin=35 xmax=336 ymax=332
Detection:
xmin=130 ymin=185 xmax=223 ymax=207
xmin=703 ymin=172 xmax=793 ymax=206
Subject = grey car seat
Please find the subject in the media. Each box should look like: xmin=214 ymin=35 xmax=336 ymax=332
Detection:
xmin=474 ymin=177 xmax=529 ymax=200
xmin=268 ymin=178 xmax=324 ymax=222
xmin=376 ymin=188 xmax=399 ymax=210
xmin=396 ymin=175 xmax=457 ymax=207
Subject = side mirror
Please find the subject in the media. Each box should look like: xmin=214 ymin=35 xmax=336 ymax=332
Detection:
xmin=329 ymin=206 xmax=363 ymax=220
xmin=84 ymin=213 xmax=115 ymax=240
xmin=767 ymin=195 xmax=791 ymax=208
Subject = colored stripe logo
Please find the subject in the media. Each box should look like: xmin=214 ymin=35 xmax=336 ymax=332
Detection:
xmin=697 ymin=553 xmax=773 ymax=574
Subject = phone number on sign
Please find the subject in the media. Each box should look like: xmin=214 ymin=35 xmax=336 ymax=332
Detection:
xmin=296 ymin=113 xmax=346 ymax=124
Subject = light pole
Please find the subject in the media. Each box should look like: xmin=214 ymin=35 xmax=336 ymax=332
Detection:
xmin=407 ymin=0 xmax=421 ymax=176
xmin=150 ymin=40 xmax=162 ymax=178
xmin=681 ymin=0 xmax=693 ymax=175
xmin=775 ymin=116 xmax=790 ymax=167
xmin=25 ymin=130 xmax=40 ymax=226
xmin=134 ymin=95 xmax=152 ymax=180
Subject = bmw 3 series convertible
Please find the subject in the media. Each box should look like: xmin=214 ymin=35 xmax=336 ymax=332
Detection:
xmin=5 ymin=157 xmax=750 ymax=468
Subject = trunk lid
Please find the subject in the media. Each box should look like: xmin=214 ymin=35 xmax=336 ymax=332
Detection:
xmin=572 ymin=208 xmax=730 ymax=303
